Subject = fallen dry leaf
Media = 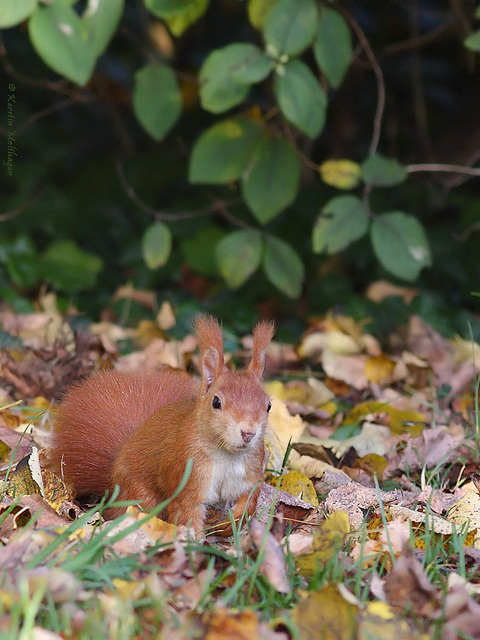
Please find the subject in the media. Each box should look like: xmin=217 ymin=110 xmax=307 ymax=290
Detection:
xmin=351 ymin=518 xmax=411 ymax=568
xmin=384 ymin=545 xmax=441 ymax=616
xmin=172 ymin=567 xmax=213 ymax=610
xmin=325 ymin=483 xmax=398 ymax=530
xmin=322 ymin=351 xmax=369 ymax=390
xmin=246 ymin=519 xmax=290 ymax=593
xmin=204 ymin=607 xmax=259 ymax=640
xmin=296 ymin=422 xmax=391 ymax=459
xmin=406 ymin=316 xmax=479 ymax=395
xmin=366 ymin=280 xmax=419 ymax=304
xmin=384 ymin=425 xmax=463 ymax=479
xmin=256 ymin=482 xmax=317 ymax=530
xmin=294 ymin=511 xmax=350 ymax=577
xmin=291 ymin=585 xmax=357 ymax=640
xmin=266 ymin=396 xmax=306 ymax=465
xmin=273 ymin=470 xmax=319 ymax=507
xmin=0 ymin=425 xmax=32 ymax=472
xmin=357 ymin=600 xmax=413 ymax=639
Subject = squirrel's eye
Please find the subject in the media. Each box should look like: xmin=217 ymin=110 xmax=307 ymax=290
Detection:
xmin=212 ymin=395 xmax=222 ymax=410
xmin=267 ymin=400 xmax=272 ymax=413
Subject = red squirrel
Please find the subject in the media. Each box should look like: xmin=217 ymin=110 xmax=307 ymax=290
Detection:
xmin=47 ymin=315 xmax=274 ymax=534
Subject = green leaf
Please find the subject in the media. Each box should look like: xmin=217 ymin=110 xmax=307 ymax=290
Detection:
xmin=83 ymin=0 xmax=124 ymax=57
xmin=361 ymin=153 xmax=407 ymax=187
xmin=242 ymin=135 xmax=301 ymax=224
xmin=464 ymin=30 xmax=480 ymax=52
xmin=28 ymin=0 xmax=122 ymax=85
xmin=247 ymin=0 xmax=279 ymax=30
xmin=263 ymin=0 xmax=319 ymax=58
xmin=182 ymin=226 xmax=225 ymax=277
xmin=313 ymin=7 xmax=352 ymax=88
xmin=164 ymin=0 xmax=208 ymax=36
xmin=144 ymin=0 xmax=199 ymax=16
xmin=133 ymin=63 xmax=182 ymax=141
xmin=189 ymin=118 xmax=263 ymax=184
xmin=0 ymin=0 xmax=37 ymax=28
xmin=263 ymin=235 xmax=304 ymax=298
xmin=371 ymin=212 xmax=431 ymax=281
xmin=275 ymin=59 xmax=327 ymax=138
xmin=313 ymin=195 xmax=369 ymax=254
xmin=29 ymin=0 xmax=96 ymax=85
xmin=216 ymin=229 xmax=263 ymax=288
xmin=0 ymin=236 xmax=40 ymax=289
xmin=200 ymin=43 xmax=272 ymax=113
xmin=142 ymin=222 xmax=172 ymax=269
xmin=40 ymin=240 xmax=103 ymax=291
xmin=230 ymin=46 xmax=274 ymax=84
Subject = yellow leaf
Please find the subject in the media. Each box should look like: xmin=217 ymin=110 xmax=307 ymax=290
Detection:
xmin=319 ymin=400 xmax=337 ymax=416
xmin=164 ymin=0 xmax=209 ymax=36
xmin=295 ymin=512 xmax=350 ymax=576
xmin=0 ymin=440 xmax=11 ymax=462
xmin=265 ymin=396 xmax=305 ymax=459
xmin=42 ymin=467 xmax=71 ymax=512
xmin=451 ymin=335 xmax=480 ymax=365
xmin=292 ymin=585 xmax=357 ymax=640
xmin=365 ymin=600 xmax=397 ymax=620
xmin=264 ymin=378 xmax=334 ymax=408
xmin=136 ymin=319 xmax=164 ymax=348
xmin=112 ymin=578 xmax=145 ymax=601
xmin=358 ymin=601 xmax=412 ymax=639
xmin=247 ymin=0 xmax=279 ymax=29
xmin=5 ymin=449 xmax=43 ymax=499
xmin=320 ymin=159 xmax=361 ymax=190
xmin=343 ymin=401 xmax=426 ymax=435
xmin=365 ymin=354 xmax=396 ymax=385
xmin=278 ymin=470 xmax=319 ymax=507
xmin=447 ymin=490 xmax=480 ymax=547
xmin=352 ymin=453 xmax=388 ymax=480
xmin=31 ymin=396 xmax=51 ymax=412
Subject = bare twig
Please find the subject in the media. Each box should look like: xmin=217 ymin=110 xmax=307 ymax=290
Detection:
xmin=0 ymin=189 xmax=44 ymax=222
xmin=115 ymin=159 xmax=246 ymax=225
xmin=14 ymin=97 xmax=90 ymax=136
xmin=341 ymin=10 xmax=386 ymax=156
xmin=408 ymin=0 xmax=435 ymax=161
xmin=455 ymin=221 xmax=480 ymax=241
xmin=384 ymin=19 xmax=453 ymax=55
xmin=406 ymin=163 xmax=480 ymax=177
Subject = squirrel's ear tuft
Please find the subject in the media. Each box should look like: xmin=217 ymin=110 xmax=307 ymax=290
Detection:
xmin=248 ymin=320 xmax=275 ymax=379
xmin=194 ymin=314 xmax=225 ymax=391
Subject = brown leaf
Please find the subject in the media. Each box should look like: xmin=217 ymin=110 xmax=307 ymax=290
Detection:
xmin=173 ymin=568 xmax=213 ymax=610
xmin=0 ymin=426 xmax=32 ymax=472
xmin=256 ymin=482 xmax=317 ymax=530
xmin=443 ymin=583 xmax=480 ymax=640
xmin=247 ymin=520 xmax=290 ymax=593
xmin=204 ymin=607 xmax=259 ymax=640
xmin=384 ymin=426 xmax=463 ymax=479
xmin=366 ymin=280 xmax=419 ymax=304
xmin=384 ymin=545 xmax=441 ymax=616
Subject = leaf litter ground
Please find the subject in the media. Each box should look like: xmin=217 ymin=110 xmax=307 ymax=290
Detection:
xmin=1 ymin=299 xmax=480 ymax=639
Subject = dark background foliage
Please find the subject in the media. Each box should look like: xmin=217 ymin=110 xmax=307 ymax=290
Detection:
xmin=1 ymin=0 xmax=480 ymax=339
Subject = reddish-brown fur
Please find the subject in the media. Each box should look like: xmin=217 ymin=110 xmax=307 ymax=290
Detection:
xmin=48 ymin=315 xmax=275 ymax=535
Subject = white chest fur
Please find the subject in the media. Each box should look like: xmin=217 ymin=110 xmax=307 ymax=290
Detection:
xmin=204 ymin=452 xmax=250 ymax=507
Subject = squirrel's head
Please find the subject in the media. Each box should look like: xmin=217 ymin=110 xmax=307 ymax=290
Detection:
xmin=194 ymin=315 xmax=275 ymax=453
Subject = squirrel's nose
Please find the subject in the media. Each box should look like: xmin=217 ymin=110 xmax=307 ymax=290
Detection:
xmin=241 ymin=430 xmax=256 ymax=443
